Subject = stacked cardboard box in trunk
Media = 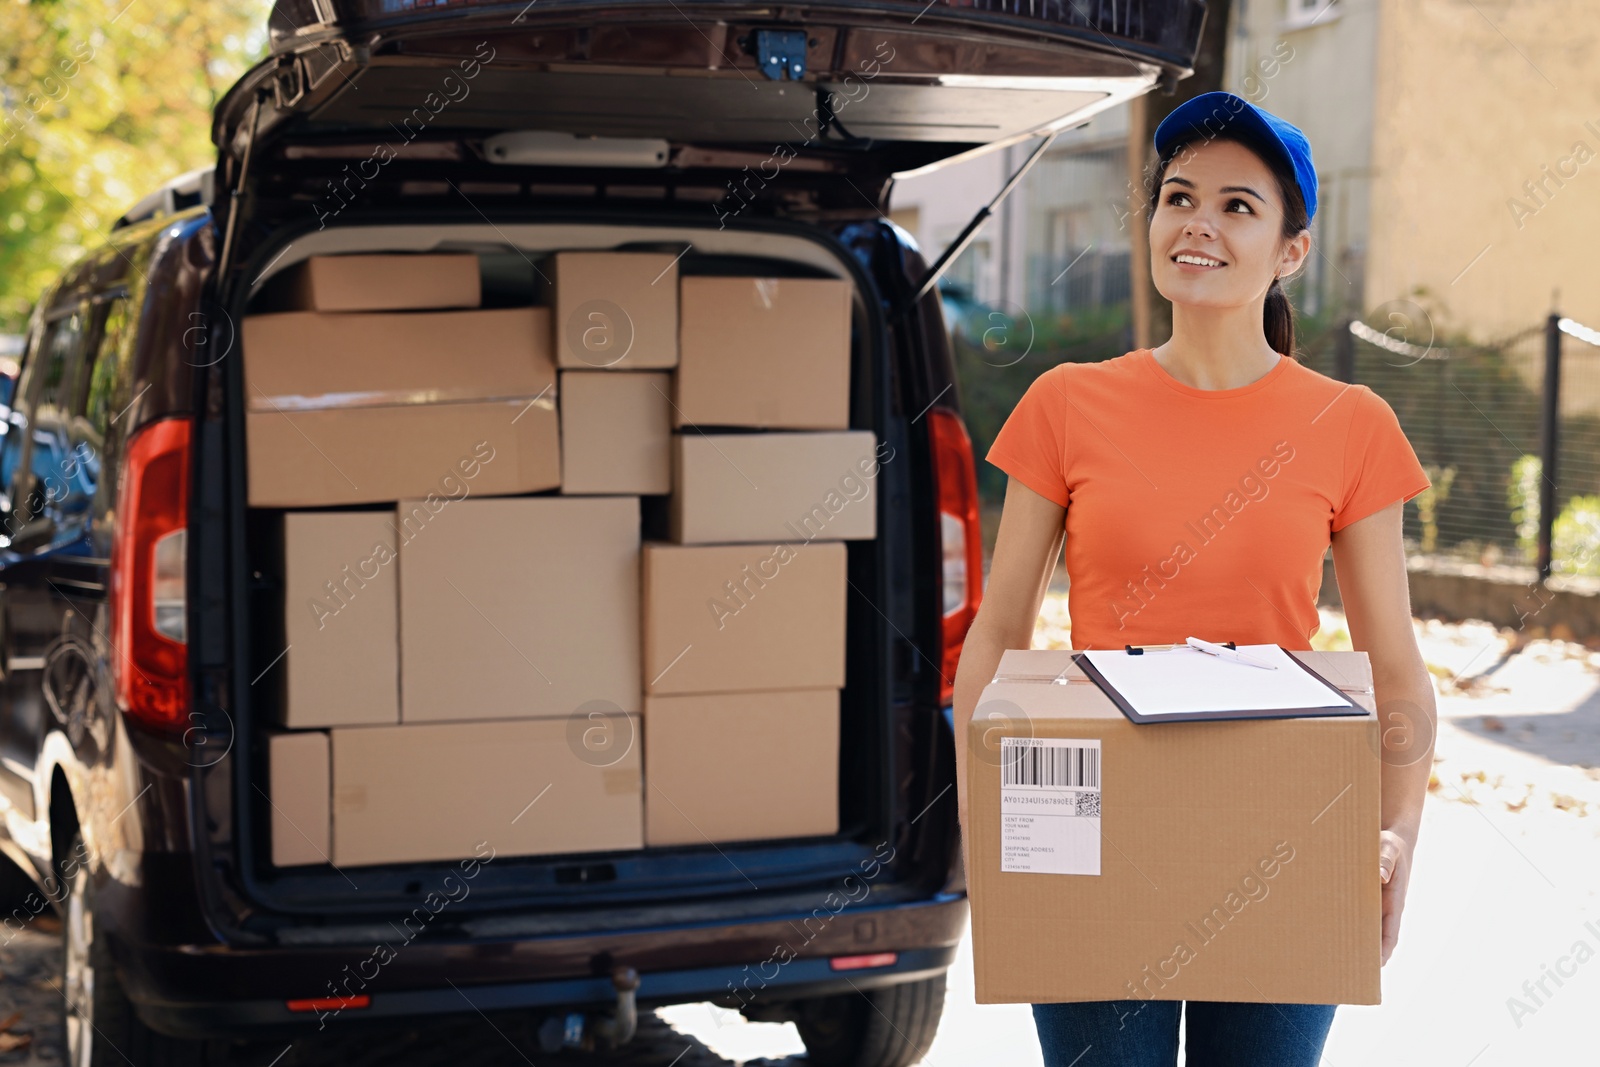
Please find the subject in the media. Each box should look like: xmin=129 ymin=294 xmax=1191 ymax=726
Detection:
xmin=243 ymin=305 xmax=559 ymax=508
xmin=254 ymin=250 xmax=866 ymax=868
xmin=637 ymin=270 xmax=861 ymax=847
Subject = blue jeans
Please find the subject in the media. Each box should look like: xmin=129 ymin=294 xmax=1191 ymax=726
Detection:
xmin=1032 ymin=999 xmax=1337 ymax=1066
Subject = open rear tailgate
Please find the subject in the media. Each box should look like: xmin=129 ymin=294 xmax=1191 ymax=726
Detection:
xmin=217 ymin=0 xmax=1207 ymax=185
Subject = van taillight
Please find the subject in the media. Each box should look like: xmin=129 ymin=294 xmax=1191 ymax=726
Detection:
xmin=151 ymin=528 xmax=187 ymax=642
xmin=110 ymin=418 xmax=192 ymax=731
xmin=929 ymin=408 xmax=983 ymax=708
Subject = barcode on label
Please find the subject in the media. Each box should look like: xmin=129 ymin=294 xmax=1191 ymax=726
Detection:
xmin=998 ymin=737 xmax=1102 ymax=876
xmin=1001 ymin=741 xmax=1100 ymax=788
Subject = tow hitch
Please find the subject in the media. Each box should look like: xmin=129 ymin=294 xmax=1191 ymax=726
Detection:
xmin=536 ymin=966 xmax=641 ymax=1053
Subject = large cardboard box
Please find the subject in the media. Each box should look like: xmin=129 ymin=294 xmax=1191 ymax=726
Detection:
xmin=266 ymin=253 xmax=481 ymax=311
xmin=670 ymin=430 xmax=878 ymax=544
xmin=967 ymin=648 xmax=1382 ymax=1006
xmin=643 ymin=689 xmax=839 ymax=845
xmin=243 ymin=307 xmax=558 ymax=507
xmin=553 ymin=251 xmax=679 ymax=370
xmin=330 ymin=717 xmax=643 ymax=866
xmin=642 ymin=540 xmax=846 ymax=695
xmin=268 ymin=731 xmax=330 ymax=867
xmin=676 ymin=276 xmax=851 ymax=430
xmin=560 ymin=371 xmax=671 ymax=494
xmin=399 ymin=496 xmax=641 ymax=721
xmin=279 ymin=512 xmax=398 ymax=727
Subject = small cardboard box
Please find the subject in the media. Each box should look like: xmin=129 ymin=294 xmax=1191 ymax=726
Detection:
xmin=670 ymin=430 xmax=878 ymax=544
xmin=330 ymin=717 xmax=643 ymax=866
xmin=676 ymin=276 xmax=851 ymax=430
xmin=552 ymin=251 xmax=679 ymax=369
xmin=265 ymin=254 xmax=481 ymax=312
xmin=559 ymin=370 xmax=671 ymax=494
xmin=399 ymin=496 xmax=641 ymax=722
xmin=243 ymin=307 xmax=558 ymax=507
xmin=643 ymin=689 xmax=839 ymax=846
xmin=279 ymin=512 xmax=398 ymax=727
xmin=268 ymin=731 xmax=330 ymax=867
xmin=641 ymin=540 xmax=846 ymax=695
xmin=967 ymin=648 xmax=1382 ymax=1006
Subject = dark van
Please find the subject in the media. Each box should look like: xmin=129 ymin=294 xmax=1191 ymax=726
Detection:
xmin=0 ymin=3 xmax=1204 ymax=1064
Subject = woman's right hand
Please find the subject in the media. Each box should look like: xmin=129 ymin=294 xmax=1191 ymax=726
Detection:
xmin=948 ymin=476 xmax=1067 ymax=878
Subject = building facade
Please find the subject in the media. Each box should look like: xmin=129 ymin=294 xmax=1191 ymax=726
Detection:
xmin=888 ymin=0 xmax=1600 ymax=347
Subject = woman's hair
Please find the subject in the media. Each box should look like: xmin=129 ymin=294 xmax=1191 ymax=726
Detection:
xmin=1146 ymin=132 xmax=1311 ymax=359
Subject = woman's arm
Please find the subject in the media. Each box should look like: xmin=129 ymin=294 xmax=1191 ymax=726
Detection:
xmin=951 ymin=476 xmax=1067 ymax=877
xmin=1329 ymin=497 xmax=1438 ymax=964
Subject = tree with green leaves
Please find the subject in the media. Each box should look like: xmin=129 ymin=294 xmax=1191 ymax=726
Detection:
xmin=0 ymin=0 xmax=271 ymax=329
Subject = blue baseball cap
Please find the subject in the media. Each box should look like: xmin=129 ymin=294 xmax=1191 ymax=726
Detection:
xmin=1153 ymin=91 xmax=1317 ymax=225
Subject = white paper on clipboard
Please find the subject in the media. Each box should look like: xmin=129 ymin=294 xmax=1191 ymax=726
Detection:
xmin=1077 ymin=644 xmax=1354 ymax=717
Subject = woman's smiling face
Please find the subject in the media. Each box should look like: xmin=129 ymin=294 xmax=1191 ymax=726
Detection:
xmin=1150 ymin=137 xmax=1308 ymax=309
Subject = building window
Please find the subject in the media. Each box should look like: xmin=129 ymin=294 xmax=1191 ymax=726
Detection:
xmin=1044 ymin=208 xmax=1130 ymax=316
xmin=1023 ymin=144 xmax=1133 ymax=316
xmin=1284 ymin=0 xmax=1338 ymax=29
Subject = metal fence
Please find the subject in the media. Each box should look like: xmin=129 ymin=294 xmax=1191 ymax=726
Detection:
xmin=1300 ymin=314 xmax=1600 ymax=579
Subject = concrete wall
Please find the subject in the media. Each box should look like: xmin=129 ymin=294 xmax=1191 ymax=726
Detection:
xmin=1366 ymin=0 xmax=1600 ymax=342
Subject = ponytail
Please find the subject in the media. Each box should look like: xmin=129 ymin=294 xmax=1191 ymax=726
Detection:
xmin=1264 ymin=276 xmax=1297 ymax=359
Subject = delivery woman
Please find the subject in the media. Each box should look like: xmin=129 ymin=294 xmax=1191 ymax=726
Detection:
xmin=952 ymin=91 xmax=1438 ymax=1066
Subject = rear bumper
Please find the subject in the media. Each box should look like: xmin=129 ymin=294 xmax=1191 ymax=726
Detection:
xmin=140 ymin=946 xmax=957 ymax=1039
xmin=122 ymin=892 xmax=969 ymax=1040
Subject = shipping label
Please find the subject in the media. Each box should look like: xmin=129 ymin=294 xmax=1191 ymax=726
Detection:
xmin=999 ymin=737 xmax=1101 ymax=875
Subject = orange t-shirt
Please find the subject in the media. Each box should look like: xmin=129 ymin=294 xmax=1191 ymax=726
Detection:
xmin=984 ymin=348 xmax=1431 ymax=651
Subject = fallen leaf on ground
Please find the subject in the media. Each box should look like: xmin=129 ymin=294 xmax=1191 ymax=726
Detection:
xmin=0 ymin=1012 xmax=17 ymax=1032
xmin=0 ymin=1032 xmax=30 ymax=1052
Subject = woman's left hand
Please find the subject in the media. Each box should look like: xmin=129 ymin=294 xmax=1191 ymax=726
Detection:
xmin=1378 ymin=829 xmax=1414 ymax=965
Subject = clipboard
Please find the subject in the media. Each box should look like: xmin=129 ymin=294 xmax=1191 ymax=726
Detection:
xmin=1071 ymin=642 xmax=1371 ymax=724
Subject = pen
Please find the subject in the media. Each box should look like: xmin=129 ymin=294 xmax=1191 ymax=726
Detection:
xmin=1185 ymin=636 xmax=1278 ymax=670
